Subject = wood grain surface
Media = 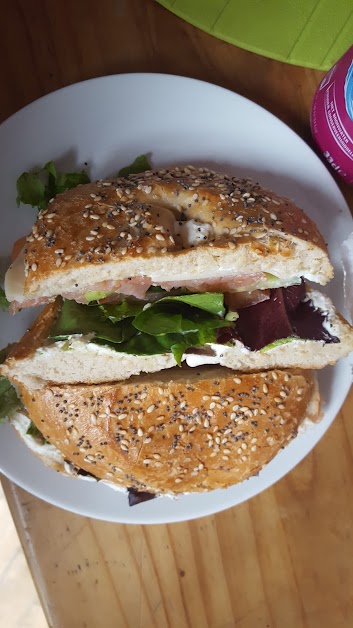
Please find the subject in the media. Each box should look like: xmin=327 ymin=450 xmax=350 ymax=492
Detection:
xmin=1 ymin=1 xmax=353 ymax=627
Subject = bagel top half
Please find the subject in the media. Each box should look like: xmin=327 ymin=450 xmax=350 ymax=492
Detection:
xmin=6 ymin=165 xmax=333 ymax=305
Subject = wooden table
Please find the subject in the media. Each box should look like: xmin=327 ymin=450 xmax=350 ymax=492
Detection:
xmin=1 ymin=2 xmax=353 ymax=627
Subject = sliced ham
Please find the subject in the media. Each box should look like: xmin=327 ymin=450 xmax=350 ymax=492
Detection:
xmin=10 ymin=296 xmax=52 ymax=314
xmin=62 ymin=277 xmax=153 ymax=303
xmin=159 ymin=274 xmax=265 ymax=293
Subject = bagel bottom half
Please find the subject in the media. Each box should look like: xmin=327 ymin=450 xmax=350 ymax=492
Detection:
xmin=14 ymin=366 xmax=320 ymax=494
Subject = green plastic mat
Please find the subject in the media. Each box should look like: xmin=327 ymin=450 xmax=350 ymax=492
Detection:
xmin=157 ymin=0 xmax=353 ymax=70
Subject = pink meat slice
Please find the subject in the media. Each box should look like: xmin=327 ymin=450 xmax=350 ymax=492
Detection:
xmin=10 ymin=273 xmax=266 ymax=311
xmin=159 ymin=273 xmax=265 ymax=293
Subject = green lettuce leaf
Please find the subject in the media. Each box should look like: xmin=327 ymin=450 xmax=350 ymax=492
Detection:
xmin=113 ymin=332 xmax=167 ymax=356
xmin=16 ymin=160 xmax=90 ymax=210
xmin=118 ymin=154 xmax=151 ymax=177
xmin=26 ymin=421 xmax=47 ymax=443
xmin=158 ymin=292 xmax=225 ymax=316
xmin=0 ymin=287 xmax=9 ymax=311
xmin=49 ymin=300 xmax=136 ymax=345
xmin=47 ymin=292 xmax=232 ymax=365
xmin=85 ymin=291 xmax=112 ymax=303
xmin=0 ymin=378 xmax=21 ymax=422
xmin=0 ymin=345 xmax=21 ymax=423
xmin=99 ymin=300 xmax=145 ymax=323
xmin=133 ymin=306 xmax=199 ymax=336
xmin=259 ymin=337 xmax=296 ymax=353
xmin=132 ymin=296 xmax=227 ymax=337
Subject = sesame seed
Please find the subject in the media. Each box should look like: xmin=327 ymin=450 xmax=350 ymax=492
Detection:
xmin=175 ymin=478 xmax=183 ymax=483
xmin=31 ymin=263 xmax=37 ymax=271
xmin=223 ymin=448 xmax=231 ymax=454
xmin=222 ymin=456 xmax=229 ymax=461
xmin=233 ymin=378 xmax=241 ymax=384
xmin=262 ymin=384 xmax=268 ymax=393
xmin=241 ymin=443 xmax=248 ymax=450
xmin=55 ymin=258 xmax=62 ymax=267
xmin=137 ymin=428 xmax=144 ymax=437
xmin=85 ymin=204 xmax=93 ymax=208
xmin=204 ymin=419 xmax=210 ymax=428
xmin=144 ymin=437 xmax=152 ymax=444
xmin=179 ymin=425 xmax=184 ymax=432
xmin=85 ymin=236 xmax=94 ymax=241
xmin=156 ymin=234 xmax=165 ymax=241
xmin=143 ymin=459 xmax=151 ymax=465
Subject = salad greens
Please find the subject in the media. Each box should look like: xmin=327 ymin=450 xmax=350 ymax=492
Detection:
xmin=0 ymin=378 xmax=21 ymax=422
xmin=49 ymin=299 xmax=136 ymax=345
xmin=118 ymin=154 xmax=151 ymax=176
xmin=16 ymin=161 xmax=90 ymax=210
xmin=16 ymin=153 xmax=152 ymax=211
xmin=0 ymin=346 xmax=21 ymax=423
xmin=26 ymin=420 xmax=47 ymax=443
xmin=259 ymin=337 xmax=296 ymax=353
xmin=49 ymin=293 xmax=229 ymax=364
xmin=0 ymin=287 xmax=9 ymax=311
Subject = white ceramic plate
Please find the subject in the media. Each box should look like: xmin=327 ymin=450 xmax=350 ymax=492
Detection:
xmin=0 ymin=74 xmax=352 ymax=524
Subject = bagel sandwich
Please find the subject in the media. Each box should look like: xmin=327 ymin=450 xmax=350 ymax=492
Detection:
xmin=5 ymin=165 xmax=333 ymax=309
xmin=3 ymin=165 xmax=353 ymax=384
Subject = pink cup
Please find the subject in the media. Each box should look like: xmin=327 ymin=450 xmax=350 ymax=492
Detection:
xmin=311 ymin=45 xmax=353 ymax=184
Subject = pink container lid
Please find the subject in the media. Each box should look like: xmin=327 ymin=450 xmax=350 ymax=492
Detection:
xmin=311 ymin=45 xmax=353 ymax=184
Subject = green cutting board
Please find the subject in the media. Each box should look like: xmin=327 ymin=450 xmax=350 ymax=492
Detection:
xmin=157 ymin=0 xmax=353 ymax=70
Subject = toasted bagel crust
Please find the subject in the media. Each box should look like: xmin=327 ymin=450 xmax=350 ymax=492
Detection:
xmin=15 ymin=166 xmax=332 ymax=302
xmin=15 ymin=367 xmax=320 ymax=494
